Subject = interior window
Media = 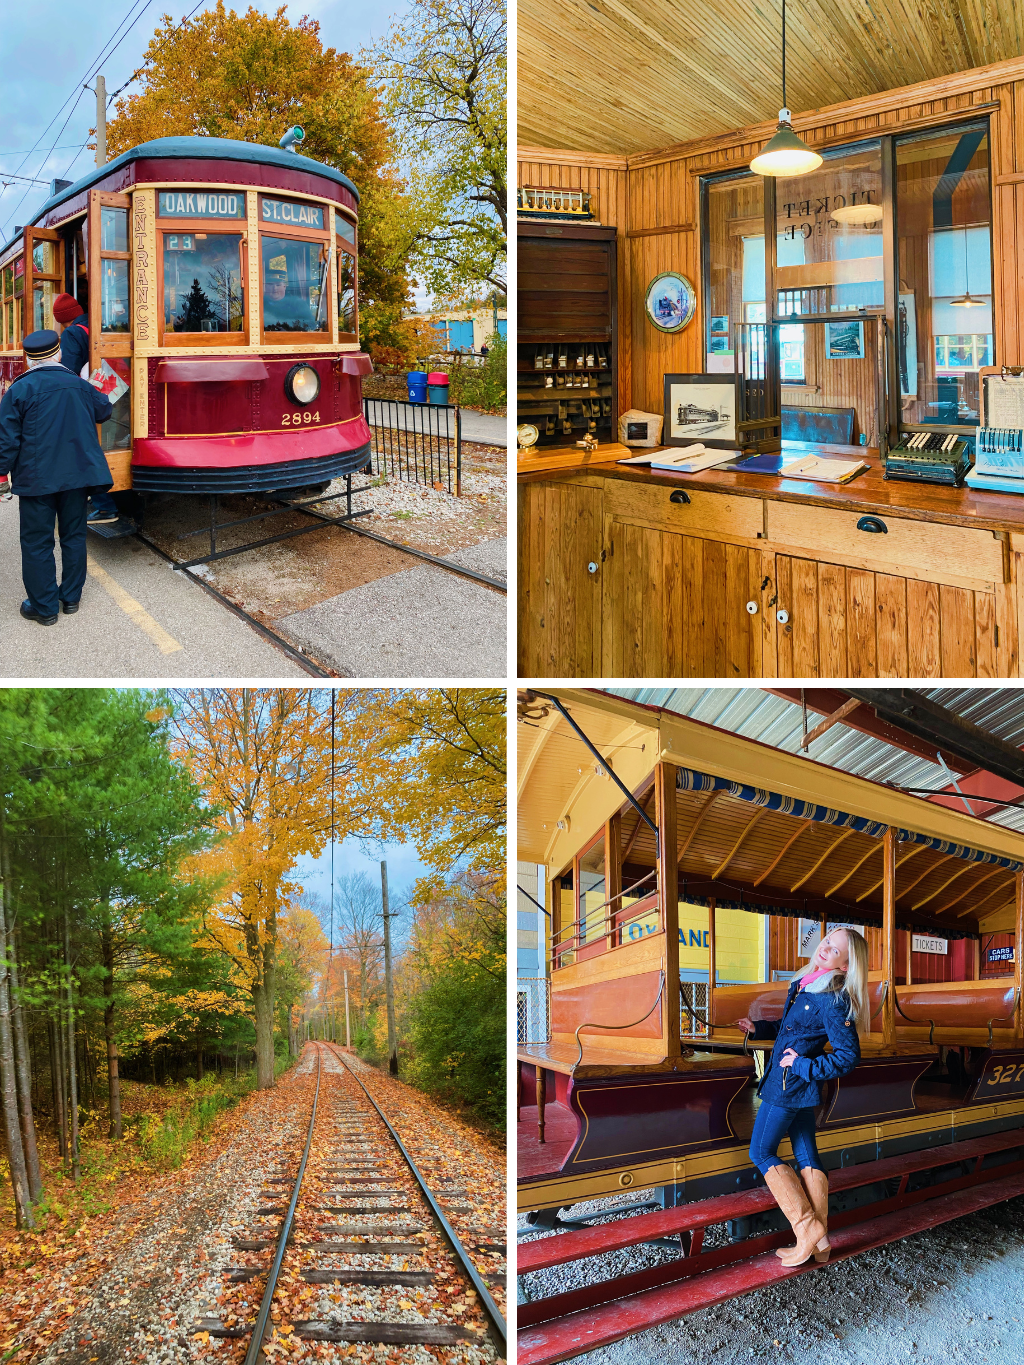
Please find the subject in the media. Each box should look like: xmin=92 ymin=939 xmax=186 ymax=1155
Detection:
xmin=261 ymin=235 xmax=329 ymax=333
xmin=1 ymin=262 xmax=20 ymax=350
xmin=337 ymin=242 xmax=356 ymax=336
xmin=896 ymin=123 xmax=992 ymax=427
xmin=163 ymin=232 xmax=244 ymax=333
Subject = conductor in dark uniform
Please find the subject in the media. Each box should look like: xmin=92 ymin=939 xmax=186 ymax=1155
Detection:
xmin=0 ymin=329 xmax=113 ymax=625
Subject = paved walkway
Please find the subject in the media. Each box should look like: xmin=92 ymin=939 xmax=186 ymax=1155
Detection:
xmin=0 ymin=497 xmax=306 ymax=679
xmin=365 ymin=400 xmax=506 ymax=447
xmin=278 ymin=538 xmax=507 ymax=677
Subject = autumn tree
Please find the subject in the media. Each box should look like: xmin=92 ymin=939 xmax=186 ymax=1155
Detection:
xmin=277 ymin=904 xmax=329 ymax=1056
xmin=172 ymin=689 xmax=365 ymax=1088
xmin=106 ymin=3 xmax=414 ymax=339
xmin=370 ymin=0 xmax=507 ymax=300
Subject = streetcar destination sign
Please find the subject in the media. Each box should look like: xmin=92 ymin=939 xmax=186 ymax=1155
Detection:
xmin=157 ymin=190 xmax=245 ymax=219
xmin=261 ymin=197 xmax=324 ymax=230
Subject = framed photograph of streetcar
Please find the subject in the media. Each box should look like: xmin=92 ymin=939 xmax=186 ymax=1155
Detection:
xmin=663 ymin=372 xmax=738 ymax=448
xmin=645 ymin=271 xmax=697 ymax=333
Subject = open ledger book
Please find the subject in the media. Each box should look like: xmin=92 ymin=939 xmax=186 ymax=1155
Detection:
xmin=778 ymin=454 xmax=869 ymax=484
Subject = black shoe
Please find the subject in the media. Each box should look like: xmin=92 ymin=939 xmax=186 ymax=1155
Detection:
xmin=20 ymin=600 xmax=58 ymax=626
xmin=61 ymin=600 xmax=80 ymax=614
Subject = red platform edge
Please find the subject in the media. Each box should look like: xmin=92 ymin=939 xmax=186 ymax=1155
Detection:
xmin=518 ymin=1126 xmax=1024 ymax=1274
xmin=519 ymin=1170 xmax=1024 ymax=1365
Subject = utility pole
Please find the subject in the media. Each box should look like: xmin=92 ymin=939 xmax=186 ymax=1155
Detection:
xmin=95 ymin=75 xmax=107 ymax=168
xmin=344 ymin=969 xmax=351 ymax=1048
xmin=381 ymin=860 xmax=398 ymax=1075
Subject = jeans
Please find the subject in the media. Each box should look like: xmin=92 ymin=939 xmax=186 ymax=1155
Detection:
xmin=91 ymin=490 xmax=118 ymax=514
xmin=748 ymin=1099 xmax=824 ymax=1176
xmin=19 ymin=488 xmax=89 ymax=616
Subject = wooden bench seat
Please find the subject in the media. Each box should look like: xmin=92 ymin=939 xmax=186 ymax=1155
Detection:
xmin=518 ymin=1039 xmax=752 ymax=1080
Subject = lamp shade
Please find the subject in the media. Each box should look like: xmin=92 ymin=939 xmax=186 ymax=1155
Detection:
xmin=750 ymin=119 xmax=823 ymax=177
xmin=830 ymin=202 xmax=883 ymax=225
xmin=949 ymin=293 xmax=984 ymax=308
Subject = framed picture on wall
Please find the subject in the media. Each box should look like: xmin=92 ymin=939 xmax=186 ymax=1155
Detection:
xmin=645 ymin=272 xmax=697 ymax=333
xmin=663 ymin=373 xmax=737 ymax=448
xmin=710 ymin=315 xmax=729 ymax=334
xmin=825 ymin=319 xmax=865 ymax=360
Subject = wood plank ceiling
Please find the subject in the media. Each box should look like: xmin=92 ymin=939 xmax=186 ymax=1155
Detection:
xmin=517 ymin=0 xmax=1024 ymax=156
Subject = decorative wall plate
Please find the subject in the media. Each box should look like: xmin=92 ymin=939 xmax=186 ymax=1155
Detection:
xmin=645 ymin=271 xmax=697 ymax=333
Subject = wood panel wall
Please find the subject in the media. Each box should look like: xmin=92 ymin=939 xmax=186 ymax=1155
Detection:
xmin=519 ymin=58 xmax=1024 ymax=421
xmin=980 ymin=930 xmax=1015 ymax=978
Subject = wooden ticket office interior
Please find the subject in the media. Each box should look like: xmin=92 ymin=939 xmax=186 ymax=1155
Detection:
xmin=518 ymin=56 xmax=1024 ymax=679
xmin=517 ymin=690 xmax=1024 ymax=1199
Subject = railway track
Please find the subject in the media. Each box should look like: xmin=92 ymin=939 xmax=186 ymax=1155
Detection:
xmin=191 ymin=1042 xmax=506 ymax=1361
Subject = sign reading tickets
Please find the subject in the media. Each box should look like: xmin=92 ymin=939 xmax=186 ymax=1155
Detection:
xmin=912 ymin=934 xmax=948 ymax=955
xmin=158 ymin=190 xmax=245 ymax=219
xmin=261 ymin=197 xmax=324 ymax=230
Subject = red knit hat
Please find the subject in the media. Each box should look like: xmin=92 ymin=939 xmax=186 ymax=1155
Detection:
xmin=52 ymin=293 xmax=85 ymax=324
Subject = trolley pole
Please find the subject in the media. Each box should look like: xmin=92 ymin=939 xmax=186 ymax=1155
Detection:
xmin=381 ymin=860 xmax=399 ymax=1075
xmin=95 ymin=75 xmax=107 ymax=168
xmin=344 ymin=969 xmax=351 ymax=1048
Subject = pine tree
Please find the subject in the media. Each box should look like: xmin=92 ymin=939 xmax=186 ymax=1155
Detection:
xmin=177 ymin=277 xmax=215 ymax=331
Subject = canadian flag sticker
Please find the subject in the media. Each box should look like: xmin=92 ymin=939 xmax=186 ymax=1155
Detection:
xmin=88 ymin=359 xmax=129 ymax=405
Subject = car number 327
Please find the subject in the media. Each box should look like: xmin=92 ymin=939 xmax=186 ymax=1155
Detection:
xmin=281 ymin=411 xmax=321 ymax=425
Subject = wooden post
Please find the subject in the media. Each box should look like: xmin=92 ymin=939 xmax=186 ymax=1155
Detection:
xmin=1015 ymin=871 xmax=1023 ymax=1042
xmin=708 ymin=898 xmax=717 ymax=1036
xmin=971 ymin=936 xmax=980 ymax=981
xmin=882 ymin=827 xmax=897 ymax=1049
xmin=549 ymin=874 xmax=561 ymax=971
xmin=536 ymin=1065 xmax=546 ymax=1144
xmin=605 ymin=813 xmax=622 ymax=951
xmin=655 ymin=762 xmax=681 ymax=1059
xmin=905 ymin=929 xmax=913 ymax=986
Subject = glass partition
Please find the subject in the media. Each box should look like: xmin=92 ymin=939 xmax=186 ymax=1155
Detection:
xmin=896 ymin=123 xmax=992 ymax=427
xmin=704 ymin=173 xmax=764 ymax=371
xmin=577 ymin=833 xmax=606 ymax=946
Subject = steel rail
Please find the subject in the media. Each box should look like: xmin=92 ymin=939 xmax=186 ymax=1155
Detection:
xmin=133 ymin=531 xmax=335 ymax=678
xmin=331 ymin=1046 xmax=507 ymax=1357
xmin=242 ymin=1048 xmax=323 ymax=1365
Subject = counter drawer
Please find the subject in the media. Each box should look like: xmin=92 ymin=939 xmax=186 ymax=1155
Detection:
xmin=604 ymin=481 xmax=763 ymax=541
xmin=765 ymin=501 xmax=1008 ymax=585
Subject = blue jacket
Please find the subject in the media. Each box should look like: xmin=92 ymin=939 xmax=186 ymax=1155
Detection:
xmin=0 ymin=364 xmax=113 ymax=496
xmin=59 ymin=320 xmax=90 ymax=376
xmin=752 ymin=976 xmax=861 ymax=1110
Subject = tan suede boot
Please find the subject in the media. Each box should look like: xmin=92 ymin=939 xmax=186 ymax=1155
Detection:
xmin=775 ymin=1166 xmax=831 ymax=1262
xmin=763 ymin=1164 xmax=827 ymax=1268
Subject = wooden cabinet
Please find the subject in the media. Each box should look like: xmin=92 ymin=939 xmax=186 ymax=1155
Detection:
xmin=516 ymin=465 xmax=1024 ymax=680
xmin=518 ymin=479 xmax=604 ymax=676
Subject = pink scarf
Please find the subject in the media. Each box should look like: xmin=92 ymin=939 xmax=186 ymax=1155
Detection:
xmin=798 ymin=966 xmax=833 ymax=988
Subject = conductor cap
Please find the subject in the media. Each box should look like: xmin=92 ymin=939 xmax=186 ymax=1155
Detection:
xmin=22 ymin=329 xmax=61 ymax=360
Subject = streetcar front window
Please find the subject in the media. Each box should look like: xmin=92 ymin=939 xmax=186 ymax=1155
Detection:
xmin=261 ymin=236 xmax=329 ymax=333
xmin=162 ymin=232 xmax=244 ymax=334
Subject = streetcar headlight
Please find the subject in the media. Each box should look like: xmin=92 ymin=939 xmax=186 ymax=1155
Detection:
xmin=285 ymin=363 xmax=321 ymax=405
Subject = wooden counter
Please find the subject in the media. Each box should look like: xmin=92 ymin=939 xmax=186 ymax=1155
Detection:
xmin=518 ymin=442 xmax=1024 ymax=678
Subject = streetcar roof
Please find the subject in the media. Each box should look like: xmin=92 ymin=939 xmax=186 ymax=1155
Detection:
xmin=0 ymin=136 xmax=359 ymax=258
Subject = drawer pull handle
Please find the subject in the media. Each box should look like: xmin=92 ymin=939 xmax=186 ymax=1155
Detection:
xmin=746 ymin=601 xmax=759 ymax=615
xmin=669 ymin=490 xmax=691 ymax=504
xmin=587 ymin=561 xmax=599 ymax=574
xmin=857 ymin=515 xmax=888 ymax=534
xmin=776 ymin=608 xmax=790 ymax=625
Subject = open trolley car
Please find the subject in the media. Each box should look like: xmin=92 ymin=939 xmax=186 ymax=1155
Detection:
xmin=517 ymin=688 xmax=1024 ymax=1364
xmin=0 ymin=134 xmax=371 ymax=500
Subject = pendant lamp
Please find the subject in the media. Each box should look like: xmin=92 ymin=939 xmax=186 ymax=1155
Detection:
xmin=950 ymin=226 xmax=982 ymax=307
xmin=750 ymin=0 xmax=822 ymax=177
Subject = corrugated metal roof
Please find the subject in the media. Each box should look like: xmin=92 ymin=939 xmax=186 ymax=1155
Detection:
xmin=609 ymin=687 xmax=1024 ymax=836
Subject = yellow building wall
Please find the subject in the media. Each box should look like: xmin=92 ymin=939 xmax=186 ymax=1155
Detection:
xmin=620 ymin=899 xmax=765 ymax=982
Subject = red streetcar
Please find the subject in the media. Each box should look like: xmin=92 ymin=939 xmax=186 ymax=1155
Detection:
xmin=0 ymin=131 xmax=372 ymax=500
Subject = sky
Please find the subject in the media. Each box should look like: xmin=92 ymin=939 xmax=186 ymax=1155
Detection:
xmin=294 ymin=833 xmax=426 ymax=954
xmin=0 ymin=0 xmax=410 ymax=243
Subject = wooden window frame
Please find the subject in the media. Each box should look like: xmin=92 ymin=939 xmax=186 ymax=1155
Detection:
xmin=24 ymin=226 xmax=63 ymax=339
xmin=0 ymin=256 xmax=21 ymax=352
xmin=88 ymin=191 xmax=134 ymax=370
xmin=155 ymin=217 xmax=249 ymax=349
xmin=258 ymin=221 xmax=333 ymax=346
xmin=336 ymin=237 xmax=358 ymax=344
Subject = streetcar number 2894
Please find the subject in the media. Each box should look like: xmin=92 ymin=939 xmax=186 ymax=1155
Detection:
xmin=281 ymin=411 xmax=321 ymax=425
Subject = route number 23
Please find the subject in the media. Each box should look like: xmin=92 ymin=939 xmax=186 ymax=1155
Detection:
xmin=986 ymin=1062 xmax=1024 ymax=1085
xmin=281 ymin=411 xmax=321 ymax=425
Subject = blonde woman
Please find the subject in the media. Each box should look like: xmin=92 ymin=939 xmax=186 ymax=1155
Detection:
xmin=737 ymin=927 xmax=870 ymax=1267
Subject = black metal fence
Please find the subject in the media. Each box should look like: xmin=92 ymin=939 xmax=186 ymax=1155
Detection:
xmin=363 ymin=397 xmax=463 ymax=495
